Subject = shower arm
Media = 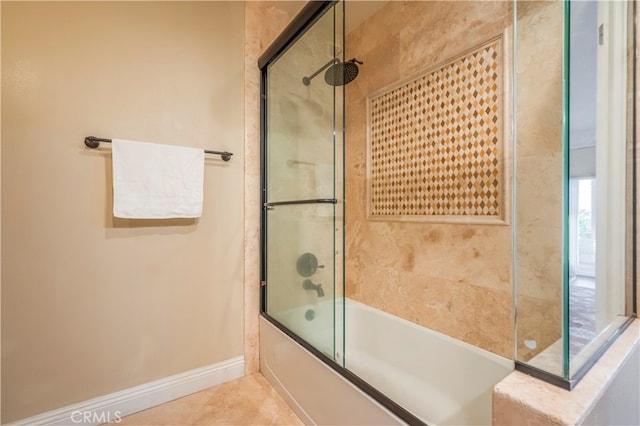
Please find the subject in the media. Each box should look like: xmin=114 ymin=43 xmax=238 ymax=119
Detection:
xmin=302 ymin=58 xmax=339 ymax=86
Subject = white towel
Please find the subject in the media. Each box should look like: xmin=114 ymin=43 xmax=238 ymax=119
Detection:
xmin=112 ymin=139 xmax=204 ymax=219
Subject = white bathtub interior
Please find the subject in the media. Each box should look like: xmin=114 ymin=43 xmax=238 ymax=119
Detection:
xmin=269 ymin=298 xmax=514 ymax=425
xmin=273 ymin=299 xmax=337 ymax=360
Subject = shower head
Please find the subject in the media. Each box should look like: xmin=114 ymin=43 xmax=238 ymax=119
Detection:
xmin=325 ymin=58 xmax=362 ymax=86
xmin=302 ymin=58 xmax=363 ymax=87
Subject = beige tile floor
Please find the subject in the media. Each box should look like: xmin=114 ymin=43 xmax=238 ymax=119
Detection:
xmin=117 ymin=374 xmax=303 ymax=426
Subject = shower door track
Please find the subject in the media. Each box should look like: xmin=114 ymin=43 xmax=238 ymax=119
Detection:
xmin=264 ymin=198 xmax=338 ymax=207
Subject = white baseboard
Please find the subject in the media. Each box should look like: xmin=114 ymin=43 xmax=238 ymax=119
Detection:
xmin=9 ymin=356 xmax=245 ymax=426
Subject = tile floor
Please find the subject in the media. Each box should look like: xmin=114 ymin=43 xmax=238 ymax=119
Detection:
xmin=117 ymin=374 xmax=303 ymax=426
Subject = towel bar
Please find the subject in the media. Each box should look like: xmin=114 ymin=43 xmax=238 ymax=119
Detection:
xmin=84 ymin=136 xmax=233 ymax=161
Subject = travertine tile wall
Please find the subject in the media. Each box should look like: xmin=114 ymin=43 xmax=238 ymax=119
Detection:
xmin=345 ymin=1 xmax=515 ymax=358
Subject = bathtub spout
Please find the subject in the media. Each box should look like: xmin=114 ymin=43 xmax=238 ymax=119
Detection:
xmin=302 ymin=279 xmax=325 ymax=297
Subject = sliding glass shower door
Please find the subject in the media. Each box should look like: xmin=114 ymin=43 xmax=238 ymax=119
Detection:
xmin=261 ymin=2 xmax=345 ymax=361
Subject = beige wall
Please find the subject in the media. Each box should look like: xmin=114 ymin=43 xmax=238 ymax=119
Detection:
xmin=1 ymin=2 xmax=244 ymax=422
xmin=345 ymin=1 xmax=514 ymax=358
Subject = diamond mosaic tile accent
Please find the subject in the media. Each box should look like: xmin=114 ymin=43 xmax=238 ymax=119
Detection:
xmin=368 ymin=37 xmax=504 ymax=221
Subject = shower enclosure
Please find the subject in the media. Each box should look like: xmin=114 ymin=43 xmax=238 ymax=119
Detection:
xmin=513 ymin=0 xmax=637 ymax=388
xmin=260 ymin=1 xmax=345 ymax=361
xmin=259 ymin=0 xmax=637 ymax=424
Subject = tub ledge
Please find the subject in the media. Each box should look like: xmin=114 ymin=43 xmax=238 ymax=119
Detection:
xmin=492 ymin=319 xmax=640 ymax=425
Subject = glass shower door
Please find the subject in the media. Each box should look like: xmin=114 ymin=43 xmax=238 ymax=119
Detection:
xmin=262 ymin=2 xmax=345 ymax=361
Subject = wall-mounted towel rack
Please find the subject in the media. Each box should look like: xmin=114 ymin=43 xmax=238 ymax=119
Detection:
xmin=84 ymin=136 xmax=233 ymax=161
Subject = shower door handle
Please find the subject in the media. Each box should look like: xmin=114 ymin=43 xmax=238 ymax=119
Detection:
xmin=264 ymin=198 xmax=338 ymax=208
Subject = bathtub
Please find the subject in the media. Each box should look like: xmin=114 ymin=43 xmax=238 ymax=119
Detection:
xmin=260 ymin=298 xmax=513 ymax=425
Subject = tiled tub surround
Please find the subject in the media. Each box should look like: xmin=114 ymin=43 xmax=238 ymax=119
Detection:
xmin=345 ymin=0 xmax=515 ymax=359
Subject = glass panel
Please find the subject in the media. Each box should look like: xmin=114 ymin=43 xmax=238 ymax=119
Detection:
xmin=266 ymin=203 xmax=337 ymax=358
xmin=568 ymin=0 xmax=633 ymax=376
xmin=514 ymin=0 xmax=566 ymax=377
xmin=266 ymin=7 xmax=339 ymax=203
xmin=515 ymin=0 xmax=635 ymax=381
xmin=263 ymin=1 xmax=345 ymax=361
